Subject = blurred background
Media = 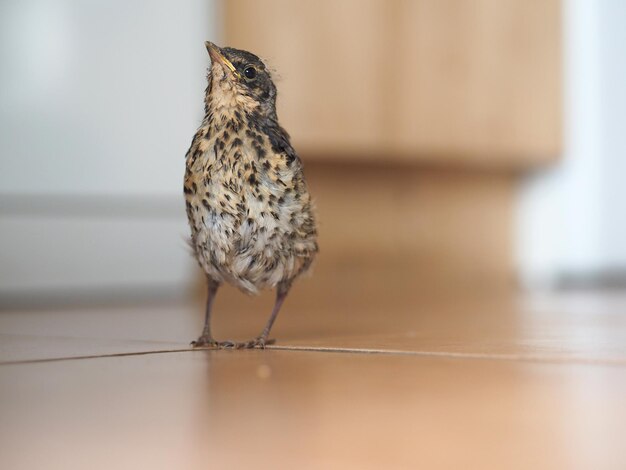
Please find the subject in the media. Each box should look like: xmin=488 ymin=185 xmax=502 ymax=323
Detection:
xmin=1 ymin=0 xmax=625 ymax=309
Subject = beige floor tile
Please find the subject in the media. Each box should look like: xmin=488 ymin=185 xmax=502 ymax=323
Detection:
xmin=206 ymin=288 xmax=626 ymax=362
xmin=0 ymin=302 xmax=195 ymax=362
xmin=2 ymin=289 xmax=626 ymax=363
xmin=1 ymin=350 xmax=625 ymax=470
xmin=0 ymin=334 xmax=182 ymax=364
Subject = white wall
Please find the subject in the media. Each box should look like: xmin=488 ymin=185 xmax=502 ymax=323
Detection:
xmin=518 ymin=0 xmax=626 ymax=288
xmin=600 ymin=1 xmax=626 ymax=268
xmin=0 ymin=0 xmax=218 ymax=298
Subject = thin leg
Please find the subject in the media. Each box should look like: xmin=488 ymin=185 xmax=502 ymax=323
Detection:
xmin=191 ymin=279 xmax=219 ymax=347
xmin=260 ymin=287 xmax=289 ymax=340
xmin=246 ymin=284 xmax=290 ymax=349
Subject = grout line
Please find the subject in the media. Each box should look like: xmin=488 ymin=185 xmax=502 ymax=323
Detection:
xmin=267 ymin=345 xmax=626 ymax=366
xmin=1 ymin=343 xmax=625 ymax=367
xmin=0 ymin=348 xmax=192 ymax=366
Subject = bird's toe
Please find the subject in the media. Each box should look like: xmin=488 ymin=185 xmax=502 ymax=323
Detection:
xmin=250 ymin=337 xmax=276 ymax=349
xmin=191 ymin=336 xmax=218 ymax=348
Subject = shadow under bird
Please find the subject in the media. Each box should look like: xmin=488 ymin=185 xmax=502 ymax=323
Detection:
xmin=184 ymin=42 xmax=318 ymax=349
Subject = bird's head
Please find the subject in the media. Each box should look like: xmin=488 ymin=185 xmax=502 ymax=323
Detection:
xmin=205 ymin=42 xmax=277 ymax=119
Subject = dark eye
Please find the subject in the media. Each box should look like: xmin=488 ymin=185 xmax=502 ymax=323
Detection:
xmin=243 ymin=66 xmax=257 ymax=80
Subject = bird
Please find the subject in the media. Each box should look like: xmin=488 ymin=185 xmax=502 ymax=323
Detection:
xmin=184 ymin=42 xmax=318 ymax=349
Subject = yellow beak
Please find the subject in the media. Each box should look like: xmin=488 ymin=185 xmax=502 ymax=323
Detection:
xmin=205 ymin=41 xmax=240 ymax=78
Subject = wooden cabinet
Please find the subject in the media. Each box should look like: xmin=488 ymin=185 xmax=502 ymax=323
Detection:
xmin=224 ymin=0 xmax=561 ymax=168
xmin=223 ymin=0 xmax=561 ymax=284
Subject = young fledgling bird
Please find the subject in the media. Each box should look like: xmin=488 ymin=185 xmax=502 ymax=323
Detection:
xmin=184 ymin=42 xmax=318 ymax=349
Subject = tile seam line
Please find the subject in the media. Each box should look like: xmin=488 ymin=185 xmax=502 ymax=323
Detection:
xmin=272 ymin=345 xmax=626 ymax=366
xmin=0 ymin=348 xmax=191 ymax=366
xmin=1 ymin=345 xmax=625 ymax=367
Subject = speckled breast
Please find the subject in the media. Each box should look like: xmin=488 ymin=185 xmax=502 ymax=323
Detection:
xmin=184 ymin=119 xmax=317 ymax=294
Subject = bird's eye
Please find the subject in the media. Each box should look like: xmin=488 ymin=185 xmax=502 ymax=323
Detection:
xmin=243 ymin=66 xmax=257 ymax=80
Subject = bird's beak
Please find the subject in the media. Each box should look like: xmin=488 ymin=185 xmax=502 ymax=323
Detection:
xmin=205 ymin=41 xmax=240 ymax=78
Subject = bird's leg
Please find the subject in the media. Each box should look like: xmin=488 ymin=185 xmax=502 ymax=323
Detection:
xmin=246 ymin=285 xmax=290 ymax=349
xmin=191 ymin=279 xmax=220 ymax=348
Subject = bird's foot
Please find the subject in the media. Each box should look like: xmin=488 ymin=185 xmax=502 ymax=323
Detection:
xmin=190 ymin=338 xmax=243 ymax=349
xmin=240 ymin=336 xmax=276 ymax=349
xmin=191 ymin=336 xmax=276 ymax=350
xmin=215 ymin=337 xmax=277 ymax=349
xmin=190 ymin=335 xmax=218 ymax=348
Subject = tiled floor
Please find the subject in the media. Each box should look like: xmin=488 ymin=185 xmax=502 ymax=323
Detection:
xmin=1 ymin=283 xmax=626 ymax=469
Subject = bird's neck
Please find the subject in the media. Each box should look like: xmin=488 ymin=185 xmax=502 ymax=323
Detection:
xmin=203 ymin=76 xmax=278 ymax=133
